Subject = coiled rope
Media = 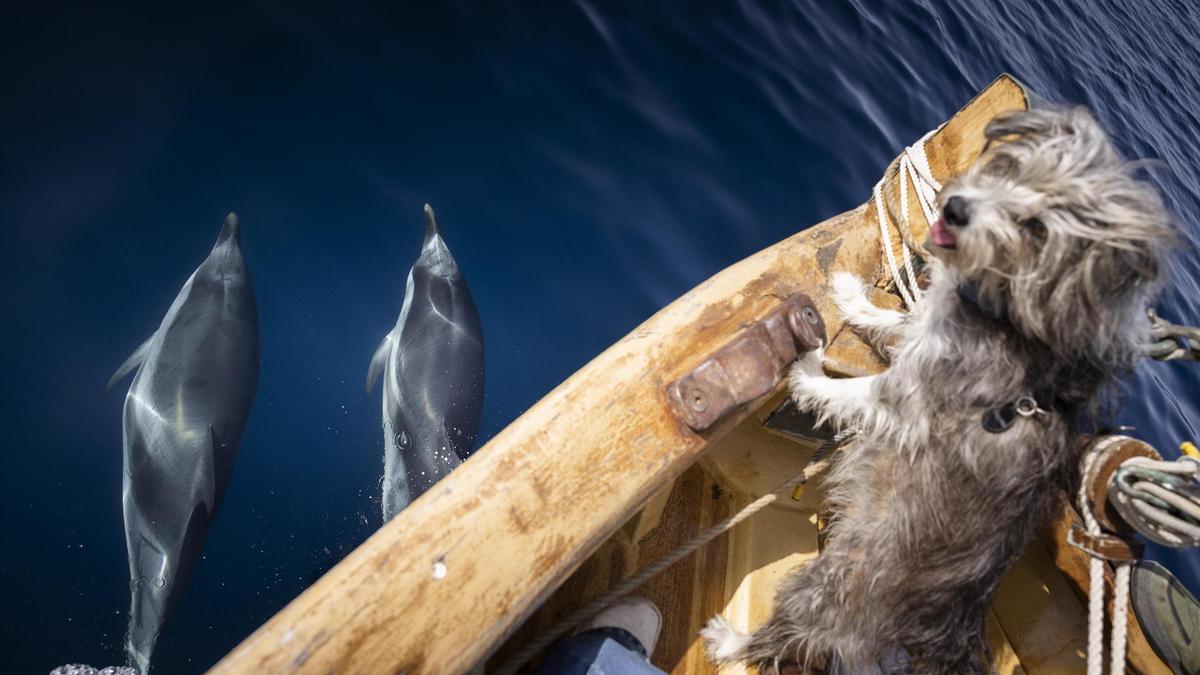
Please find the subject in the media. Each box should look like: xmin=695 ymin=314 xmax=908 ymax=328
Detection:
xmin=494 ymin=428 xmax=856 ymax=675
xmin=872 ymin=127 xmax=943 ymax=309
xmin=1078 ymin=438 xmax=1132 ymax=675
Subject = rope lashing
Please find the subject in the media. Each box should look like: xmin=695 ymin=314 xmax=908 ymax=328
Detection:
xmin=1142 ymin=308 xmax=1200 ymax=361
xmin=872 ymin=126 xmax=943 ymax=309
xmin=493 ymin=428 xmax=857 ymax=675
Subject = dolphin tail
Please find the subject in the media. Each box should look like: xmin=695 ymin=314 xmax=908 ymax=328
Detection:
xmin=366 ymin=334 xmax=392 ymax=394
xmin=108 ymin=335 xmax=156 ymax=389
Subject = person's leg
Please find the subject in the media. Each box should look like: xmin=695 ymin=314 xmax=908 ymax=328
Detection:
xmin=531 ymin=627 xmax=665 ymax=675
xmin=532 ymin=596 xmax=665 ymax=675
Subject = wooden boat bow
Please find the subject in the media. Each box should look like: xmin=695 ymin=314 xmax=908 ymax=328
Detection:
xmin=212 ymin=75 xmax=1165 ymax=675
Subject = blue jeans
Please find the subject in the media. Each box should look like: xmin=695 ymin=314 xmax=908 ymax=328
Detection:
xmin=532 ymin=627 xmax=666 ymax=675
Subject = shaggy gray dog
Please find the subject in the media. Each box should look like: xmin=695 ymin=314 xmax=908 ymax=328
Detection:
xmin=702 ymin=107 xmax=1173 ymax=674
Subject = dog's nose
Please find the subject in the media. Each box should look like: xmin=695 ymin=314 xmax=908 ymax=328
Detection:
xmin=943 ymin=196 xmax=970 ymax=227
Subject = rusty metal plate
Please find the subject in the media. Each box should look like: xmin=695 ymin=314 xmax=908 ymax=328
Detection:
xmin=667 ymin=294 xmax=825 ymax=432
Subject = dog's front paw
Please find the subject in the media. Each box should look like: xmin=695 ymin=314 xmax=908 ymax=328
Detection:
xmin=831 ymin=272 xmax=870 ymax=323
xmin=788 ymin=347 xmax=829 ymax=417
xmin=701 ymin=615 xmax=750 ymax=664
xmin=792 ymin=346 xmax=826 ymax=378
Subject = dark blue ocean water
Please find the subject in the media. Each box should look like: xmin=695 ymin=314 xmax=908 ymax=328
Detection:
xmin=3 ymin=1 xmax=1199 ymax=672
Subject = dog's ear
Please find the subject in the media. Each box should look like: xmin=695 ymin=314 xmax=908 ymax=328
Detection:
xmin=1083 ymin=238 xmax=1162 ymax=302
xmin=1058 ymin=236 xmax=1165 ymax=369
xmin=1081 ymin=166 xmax=1175 ymax=300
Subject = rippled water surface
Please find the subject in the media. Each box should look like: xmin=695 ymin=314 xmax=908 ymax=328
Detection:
xmin=3 ymin=1 xmax=1199 ymax=672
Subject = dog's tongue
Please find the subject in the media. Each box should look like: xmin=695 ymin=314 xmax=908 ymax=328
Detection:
xmin=931 ymin=217 xmax=957 ymax=248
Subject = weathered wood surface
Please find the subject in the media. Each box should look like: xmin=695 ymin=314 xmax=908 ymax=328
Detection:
xmin=213 ymin=74 xmax=1138 ymax=675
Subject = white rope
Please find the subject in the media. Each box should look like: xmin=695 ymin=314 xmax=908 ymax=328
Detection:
xmin=1112 ymin=563 xmax=1132 ymax=675
xmin=1079 ymin=448 xmax=1107 ymax=675
xmin=1078 ymin=439 xmax=1131 ymax=674
xmin=494 ymin=429 xmax=856 ymax=675
xmin=872 ymin=127 xmax=943 ymax=309
xmin=873 ymin=182 xmax=915 ymax=308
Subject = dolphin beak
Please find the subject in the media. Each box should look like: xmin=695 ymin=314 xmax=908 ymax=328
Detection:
xmin=423 ymin=204 xmax=441 ymax=244
xmin=216 ymin=212 xmax=240 ymax=246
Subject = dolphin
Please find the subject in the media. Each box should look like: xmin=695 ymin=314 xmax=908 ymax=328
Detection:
xmin=108 ymin=213 xmax=259 ymax=673
xmin=367 ymin=204 xmax=484 ymax=521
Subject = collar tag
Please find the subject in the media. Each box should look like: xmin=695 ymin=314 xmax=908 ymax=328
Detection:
xmin=982 ymin=405 xmax=1018 ymax=433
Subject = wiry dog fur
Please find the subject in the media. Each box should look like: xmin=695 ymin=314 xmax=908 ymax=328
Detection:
xmin=702 ymin=107 xmax=1173 ymax=673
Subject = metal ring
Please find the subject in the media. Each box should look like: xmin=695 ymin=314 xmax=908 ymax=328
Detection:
xmin=1014 ymin=396 xmax=1040 ymax=417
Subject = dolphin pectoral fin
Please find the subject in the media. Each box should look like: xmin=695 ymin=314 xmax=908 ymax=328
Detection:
xmin=108 ymin=335 xmax=156 ymax=389
xmin=366 ymin=334 xmax=392 ymax=393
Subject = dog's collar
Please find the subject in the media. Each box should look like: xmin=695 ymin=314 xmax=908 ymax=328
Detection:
xmin=957 ymin=280 xmax=1008 ymax=322
xmin=981 ymin=389 xmax=1070 ymax=433
xmin=958 ymin=281 xmax=1081 ymax=432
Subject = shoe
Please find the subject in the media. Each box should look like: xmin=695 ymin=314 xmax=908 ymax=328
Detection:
xmin=579 ymin=595 xmax=663 ymax=657
xmin=1131 ymin=560 xmax=1200 ymax=675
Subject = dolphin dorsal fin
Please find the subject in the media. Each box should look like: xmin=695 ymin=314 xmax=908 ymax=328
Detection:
xmin=365 ymin=333 xmax=393 ymax=393
xmin=107 ymin=335 xmax=156 ymax=389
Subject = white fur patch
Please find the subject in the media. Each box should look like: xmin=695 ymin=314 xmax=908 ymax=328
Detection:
xmin=832 ymin=271 xmax=910 ymax=345
xmin=791 ymin=346 xmax=826 ymax=379
xmin=701 ymin=615 xmax=751 ymax=663
xmin=832 ymin=271 xmax=869 ymax=314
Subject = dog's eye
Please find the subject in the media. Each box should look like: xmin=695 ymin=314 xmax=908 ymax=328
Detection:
xmin=1022 ymin=218 xmax=1047 ymax=240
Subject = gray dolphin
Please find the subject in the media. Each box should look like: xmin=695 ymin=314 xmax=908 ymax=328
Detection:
xmin=366 ymin=204 xmax=484 ymax=521
xmin=108 ymin=213 xmax=259 ymax=673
